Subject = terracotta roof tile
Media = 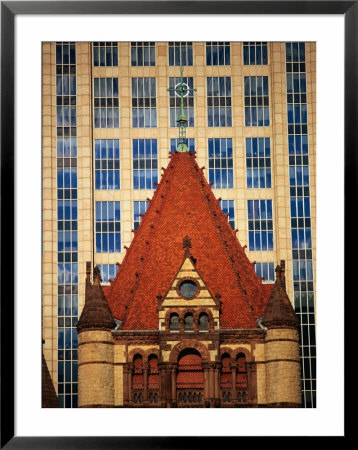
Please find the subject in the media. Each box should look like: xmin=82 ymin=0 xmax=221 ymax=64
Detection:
xmin=105 ymin=151 xmax=273 ymax=330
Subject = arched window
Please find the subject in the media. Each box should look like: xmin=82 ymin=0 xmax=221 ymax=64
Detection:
xmin=184 ymin=313 xmax=194 ymax=331
xmin=176 ymin=348 xmax=204 ymax=405
xmin=236 ymin=353 xmax=248 ymax=390
xmin=169 ymin=313 xmax=180 ymax=331
xmin=132 ymin=354 xmax=144 ymax=404
xmin=220 ymin=353 xmax=232 ymax=390
xmin=199 ymin=313 xmax=209 ymax=331
xmin=148 ymin=354 xmax=159 ymax=404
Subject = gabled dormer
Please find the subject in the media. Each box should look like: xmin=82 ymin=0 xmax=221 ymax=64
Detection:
xmin=158 ymin=236 xmax=220 ymax=333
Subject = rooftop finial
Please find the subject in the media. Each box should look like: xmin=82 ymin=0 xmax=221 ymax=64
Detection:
xmin=183 ymin=235 xmax=192 ymax=249
xmin=167 ymin=66 xmax=196 ymax=153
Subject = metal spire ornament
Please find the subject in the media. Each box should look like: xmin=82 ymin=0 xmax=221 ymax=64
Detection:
xmin=167 ymin=66 xmax=196 ymax=152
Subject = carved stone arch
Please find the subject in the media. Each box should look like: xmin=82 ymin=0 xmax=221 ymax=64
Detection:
xmin=232 ymin=347 xmax=254 ymax=362
xmin=195 ymin=308 xmax=214 ymax=331
xmin=128 ymin=348 xmax=146 ymax=362
xmin=220 ymin=347 xmax=234 ymax=359
xmin=194 ymin=307 xmax=212 ymax=321
xmin=144 ymin=348 xmax=161 ymax=361
xmin=169 ymin=339 xmax=211 ymax=363
xmin=165 ymin=308 xmax=181 ymax=322
xmin=165 ymin=309 xmax=181 ymax=330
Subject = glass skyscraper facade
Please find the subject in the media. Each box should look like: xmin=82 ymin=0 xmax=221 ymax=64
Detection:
xmin=286 ymin=43 xmax=316 ymax=407
xmin=55 ymin=43 xmax=79 ymax=408
xmin=42 ymin=41 xmax=316 ymax=408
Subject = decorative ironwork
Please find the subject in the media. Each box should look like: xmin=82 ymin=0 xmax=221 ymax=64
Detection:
xmin=167 ymin=66 xmax=196 ymax=152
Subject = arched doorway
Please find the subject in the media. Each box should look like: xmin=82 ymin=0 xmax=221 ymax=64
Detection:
xmin=176 ymin=348 xmax=204 ymax=407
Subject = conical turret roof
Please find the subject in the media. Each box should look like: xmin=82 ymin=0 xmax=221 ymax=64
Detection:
xmin=77 ymin=265 xmax=116 ymax=332
xmin=262 ymin=261 xmax=298 ymax=328
xmin=105 ymin=151 xmax=274 ymax=330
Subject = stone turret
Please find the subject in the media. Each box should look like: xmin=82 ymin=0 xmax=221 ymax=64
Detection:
xmin=262 ymin=261 xmax=302 ymax=407
xmin=77 ymin=263 xmax=116 ymax=407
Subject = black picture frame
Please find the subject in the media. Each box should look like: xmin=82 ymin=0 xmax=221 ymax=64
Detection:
xmin=0 ymin=1 xmax=351 ymax=447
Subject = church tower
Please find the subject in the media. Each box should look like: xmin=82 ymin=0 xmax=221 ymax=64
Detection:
xmin=75 ymin=69 xmax=302 ymax=408
xmin=77 ymin=263 xmax=116 ymax=407
xmin=263 ymin=261 xmax=302 ymax=407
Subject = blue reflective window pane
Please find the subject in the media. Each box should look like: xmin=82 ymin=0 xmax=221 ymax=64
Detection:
xmin=94 ymin=78 xmax=99 ymax=97
xmin=250 ymin=46 xmax=255 ymax=64
xmin=254 ymin=231 xmax=261 ymax=250
xmin=249 ymin=232 xmax=254 ymax=250
xmin=58 ymin=361 xmax=64 ymax=383
xmin=115 ymin=233 xmax=121 ymax=252
xmin=268 ymin=232 xmax=274 ymax=250
xmin=96 ymin=234 xmax=101 ymax=252
xmin=102 ymin=233 xmax=108 ymax=252
xmin=247 ymin=171 xmax=252 ymax=188
xmin=65 ymin=361 xmax=71 ymax=381
xmin=261 ymin=232 xmax=267 ymax=250
xmin=58 ymin=295 xmax=64 ymax=316
xmin=108 ymin=233 xmax=114 ymax=252
xmin=93 ymin=47 xmax=99 ymax=65
xmin=247 ymin=200 xmax=253 ymax=219
xmin=225 ymin=45 xmax=230 ymax=64
xmin=243 ymin=47 xmax=248 ymax=65
xmin=262 ymin=45 xmax=268 ymax=64
xmin=133 ymin=172 xmax=139 ymax=189
xmin=58 ymin=329 xmax=64 ymax=350
xmin=227 ymin=170 xmax=233 ymax=188
xmin=266 ymin=169 xmax=271 ymax=188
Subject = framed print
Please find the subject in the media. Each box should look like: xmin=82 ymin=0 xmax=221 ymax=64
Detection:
xmin=1 ymin=1 xmax=352 ymax=447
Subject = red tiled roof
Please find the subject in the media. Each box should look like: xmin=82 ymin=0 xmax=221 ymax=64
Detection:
xmin=105 ymin=151 xmax=273 ymax=330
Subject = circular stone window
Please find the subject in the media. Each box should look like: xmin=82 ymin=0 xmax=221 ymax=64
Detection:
xmin=179 ymin=280 xmax=197 ymax=299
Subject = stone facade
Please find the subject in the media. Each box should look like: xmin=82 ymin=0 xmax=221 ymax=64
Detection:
xmin=77 ymin=258 xmax=301 ymax=408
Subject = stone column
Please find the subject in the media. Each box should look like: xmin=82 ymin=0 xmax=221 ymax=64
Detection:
xmin=179 ymin=318 xmax=184 ymax=333
xmin=143 ymin=363 xmax=148 ymax=404
xmin=214 ymin=363 xmax=220 ymax=407
xmin=203 ymin=363 xmax=211 ymax=407
xmin=123 ymin=363 xmax=130 ymax=407
xmin=159 ymin=363 xmax=167 ymax=407
xmin=231 ymin=362 xmax=236 ymax=404
xmin=170 ymin=364 xmax=177 ymax=407
xmin=165 ymin=365 xmax=172 ymax=407
xmin=246 ymin=361 xmax=257 ymax=404
xmin=128 ymin=364 xmax=133 ymax=406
